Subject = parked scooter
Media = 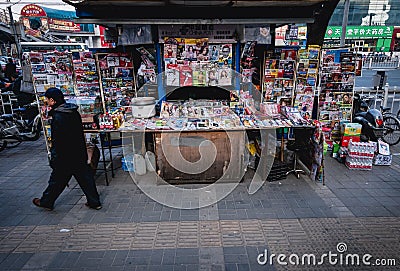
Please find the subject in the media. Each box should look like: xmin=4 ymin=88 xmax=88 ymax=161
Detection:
xmin=0 ymin=102 xmax=42 ymax=151
xmin=352 ymin=93 xmax=385 ymax=142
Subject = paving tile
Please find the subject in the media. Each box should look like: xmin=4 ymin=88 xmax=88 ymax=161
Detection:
xmin=1 ymin=136 xmax=400 ymax=271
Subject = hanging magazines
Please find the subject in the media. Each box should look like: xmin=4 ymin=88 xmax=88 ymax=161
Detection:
xmin=29 ymin=50 xmax=103 ymax=132
xmin=29 ymin=51 xmax=74 ymax=94
xmin=262 ymin=48 xmax=297 ymax=104
xmin=96 ymin=52 xmax=135 ymax=112
xmin=293 ymin=45 xmax=320 ymax=119
xmin=28 ymin=51 xmax=75 ymax=155
xmin=71 ymin=51 xmax=102 ymax=129
xmin=318 ymin=49 xmax=356 ymax=143
xmin=163 ymin=38 xmax=233 ymax=88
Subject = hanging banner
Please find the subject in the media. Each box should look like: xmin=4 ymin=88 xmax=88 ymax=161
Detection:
xmin=158 ymin=25 xmax=237 ymax=43
xmin=325 ymin=26 xmax=394 ymax=39
xmin=244 ymin=25 xmax=271 ymax=44
xmin=48 ymin=18 xmax=80 ymax=32
xmin=118 ymin=25 xmax=153 ymax=45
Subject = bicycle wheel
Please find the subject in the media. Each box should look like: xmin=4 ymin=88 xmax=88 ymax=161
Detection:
xmin=382 ymin=115 xmax=400 ymax=146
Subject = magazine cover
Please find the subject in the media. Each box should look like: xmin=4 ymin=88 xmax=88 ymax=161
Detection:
xmin=193 ymin=70 xmax=206 ymax=86
xmin=209 ymin=45 xmax=220 ymax=62
xmin=164 ymin=43 xmax=177 ymax=59
xmin=282 ymin=79 xmax=294 ymax=91
xmin=143 ymin=69 xmax=156 ymax=84
xmin=179 ymin=65 xmax=193 ymax=86
xmin=207 ymin=69 xmax=219 ymax=86
xmin=308 ymin=47 xmax=320 ymax=60
xmin=136 ymin=47 xmax=156 ymax=68
xmin=281 ymin=49 xmax=297 ymax=60
xmin=294 ymin=94 xmax=314 ymax=119
xmin=177 ymin=42 xmax=186 ymax=60
xmin=298 ymin=49 xmax=309 ymax=59
xmin=265 ymin=59 xmax=279 ymax=69
xmin=244 ymin=25 xmax=271 ymax=44
xmin=241 ymin=69 xmax=252 ymax=83
xmin=265 ymin=69 xmax=279 ymax=78
xmin=280 ymin=60 xmax=295 ymax=79
xmin=274 ymin=79 xmax=284 ymax=91
xmin=184 ymin=39 xmax=198 ymax=61
xmin=297 ymin=59 xmax=309 ymax=77
xmin=241 ymin=41 xmax=256 ymax=59
xmin=262 ymin=77 xmax=274 ymax=102
xmin=166 ymin=63 xmax=180 ymax=86
xmin=219 ymin=44 xmax=232 ymax=63
xmin=218 ymin=68 xmax=231 ymax=86
xmin=106 ymin=55 xmax=120 ymax=67
xmin=119 ymin=54 xmax=133 ymax=68
xmin=197 ymin=45 xmax=209 ymax=61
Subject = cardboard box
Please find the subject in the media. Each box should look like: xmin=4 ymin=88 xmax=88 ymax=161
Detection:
xmin=374 ymin=141 xmax=392 ymax=165
xmin=373 ymin=154 xmax=392 ymax=166
xmin=341 ymin=123 xmax=362 ymax=136
xmin=341 ymin=135 xmax=360 ymax=147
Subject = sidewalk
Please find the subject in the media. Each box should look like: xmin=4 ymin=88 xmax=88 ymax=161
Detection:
xmin=0 ymin=140 xmax=399 ymax=270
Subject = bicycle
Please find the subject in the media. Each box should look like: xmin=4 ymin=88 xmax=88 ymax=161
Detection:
xmin=358 ymin=94 xmax=400 ymax=146
xmin=0 ymin=102 xmax=42 ymax=152
xmin=380 ymin=105 xmax=400 ymax=146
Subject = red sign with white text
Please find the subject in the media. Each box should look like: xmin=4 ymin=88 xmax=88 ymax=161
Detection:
xmin=21 ymin=4 xmax=47 ymax=17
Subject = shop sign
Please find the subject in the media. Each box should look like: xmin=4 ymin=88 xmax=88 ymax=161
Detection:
xmin=22 ymin=17 xmax=49 ymax=38
xmin=48 ymin=18 xmax=80 ymax=32
xmin=325 ymin=26 xmax=393 ymax=39
xmin=158 ymin=25 xmax=237 ymax=43
xmin=21 ymin=4 xmax=47 ymax=17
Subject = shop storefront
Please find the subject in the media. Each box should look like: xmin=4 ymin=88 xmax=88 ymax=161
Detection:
xmin=324 ymin=25 xmax=394 ymax=52
xmin=30 ymin=0 xmax=381 ymax=184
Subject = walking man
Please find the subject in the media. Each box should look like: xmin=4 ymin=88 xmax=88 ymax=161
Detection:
xmin=33 ymin=88 xmax=101 ymax=210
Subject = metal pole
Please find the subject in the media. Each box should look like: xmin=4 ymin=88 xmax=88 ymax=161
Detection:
xmin=340 ymin=0 xmax=350 ymax=47
xmin=383 ymin=83 xmax=389 ymax=108
xmin=7 ymin=6 xmax=21 ymax=59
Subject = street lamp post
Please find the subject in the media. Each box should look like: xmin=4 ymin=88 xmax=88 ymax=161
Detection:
xmin=340 ymin=0 xmax=350 ymax=47
xmin=7 ymin=5 xmax=22 ymax=59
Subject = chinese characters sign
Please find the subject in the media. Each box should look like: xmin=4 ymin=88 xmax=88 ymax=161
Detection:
xmin=325 ymin=26 xmax=393 ymax=39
